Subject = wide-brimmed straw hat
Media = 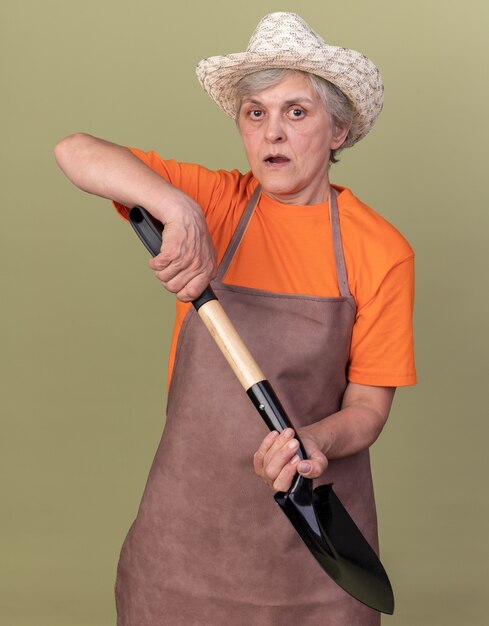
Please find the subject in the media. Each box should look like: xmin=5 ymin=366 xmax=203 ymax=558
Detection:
xmin=196 ymin=12 xmax=384 ymax=145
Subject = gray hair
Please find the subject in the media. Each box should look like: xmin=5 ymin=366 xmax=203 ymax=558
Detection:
xmin=235 ymin=69 xmax=356 ymax=164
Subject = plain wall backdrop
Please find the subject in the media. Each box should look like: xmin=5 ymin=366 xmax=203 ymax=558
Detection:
xmin=1 ymin=1 xmax=488 ymax=624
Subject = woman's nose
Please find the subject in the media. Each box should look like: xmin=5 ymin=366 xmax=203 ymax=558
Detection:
xmin=264 ymin=115 xmax=286 ymax=142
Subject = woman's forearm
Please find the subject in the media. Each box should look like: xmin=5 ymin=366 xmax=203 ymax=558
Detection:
xmin=310 ymin=383 xmax=396 ymax=460
xmin=54 ymin=133 xmax=184 ymax=222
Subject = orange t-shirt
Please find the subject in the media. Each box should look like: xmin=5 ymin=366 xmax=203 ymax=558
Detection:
xmin=115 ymin=149 xmax=416 ymax=388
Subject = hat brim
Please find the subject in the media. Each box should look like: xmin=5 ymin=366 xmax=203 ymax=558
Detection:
xmin=196 ymin=46 xmax=383 ymax=145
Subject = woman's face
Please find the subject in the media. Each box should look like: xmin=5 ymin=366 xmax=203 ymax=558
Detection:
xmin=238 ymin=73 xmax=348 ymax=205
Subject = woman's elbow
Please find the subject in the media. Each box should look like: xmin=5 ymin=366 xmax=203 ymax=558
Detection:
xmin=54 ymin=133 xmax=96 ymax=188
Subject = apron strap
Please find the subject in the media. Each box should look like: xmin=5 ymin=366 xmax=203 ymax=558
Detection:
xmin=216 ymin=183 xmax=351 ymax=298
xmin=216 ymin=184 xmax=261 ymax=280
xmin=330 ymin=189 xmax=352 ymax=298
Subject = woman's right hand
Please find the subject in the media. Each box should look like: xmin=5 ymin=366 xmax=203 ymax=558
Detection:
xmin=148 ymin=194 xmax=217 ymax=302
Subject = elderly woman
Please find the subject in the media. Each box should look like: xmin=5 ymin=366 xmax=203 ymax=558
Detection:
xmin=55 ymin=12 xmax=415 ymax=626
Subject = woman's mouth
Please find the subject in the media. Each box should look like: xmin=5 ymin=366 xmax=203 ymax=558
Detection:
xmin=264 ymin=155 xmax=290 ymax=166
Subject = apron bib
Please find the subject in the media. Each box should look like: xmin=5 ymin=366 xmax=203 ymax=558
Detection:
xmin=115 ymin=188 xmax=380 ymax=625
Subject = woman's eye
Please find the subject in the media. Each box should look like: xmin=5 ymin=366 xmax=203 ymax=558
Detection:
xmin=288 ymin=108 xmax=305 ymax=119
xmin=250 ymin=109 xmax=263 ymax=119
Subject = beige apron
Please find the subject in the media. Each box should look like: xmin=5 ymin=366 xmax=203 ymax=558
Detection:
xmin=115 ymin=188 xmax=380 ymax=625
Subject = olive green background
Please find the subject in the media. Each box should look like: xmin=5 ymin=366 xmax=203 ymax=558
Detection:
xmin=1 ymin=0 xmax=488 ymax=624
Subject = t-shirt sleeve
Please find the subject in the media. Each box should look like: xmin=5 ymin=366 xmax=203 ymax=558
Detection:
xmin=348 ymin=254 xmax=416 ymax=387
xmin=112 ymin=147 xmax=238 ymax=220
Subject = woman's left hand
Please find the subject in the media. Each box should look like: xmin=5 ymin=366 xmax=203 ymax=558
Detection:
xmin=253 ymin=383 xmax=396 ymax=494
xmin=253 ymin=426 xmax=327 ymax=493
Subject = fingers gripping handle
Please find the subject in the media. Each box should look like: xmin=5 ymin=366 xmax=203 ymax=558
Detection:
xmin=129 ymin=205 xmax=216 ymax=310
xmin=128 ymin=205 xmax=306 ymax=460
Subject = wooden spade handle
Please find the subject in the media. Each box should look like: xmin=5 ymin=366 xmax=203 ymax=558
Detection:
xmin=197 ymin=298 xmax=265 ymax=390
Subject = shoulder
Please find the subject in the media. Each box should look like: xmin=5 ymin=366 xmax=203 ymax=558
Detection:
xmin=336 ymin=186 xmax=414 ymax=262
xmin=335 ymin=186 xmax=414 ymax=307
